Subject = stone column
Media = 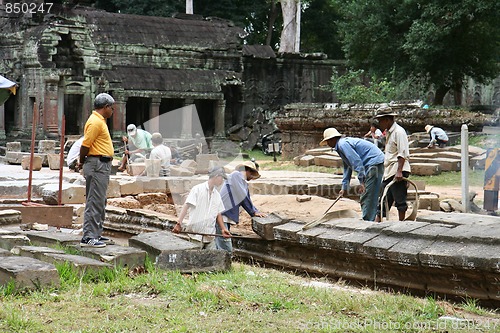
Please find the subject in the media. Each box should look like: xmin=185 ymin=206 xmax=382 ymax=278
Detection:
xmin=112 ymin=96 xmax=127 ymax=139
xmin=0 ymin=104 xmax=5 ymax=140
xmin=214 ymin=99 xmax=226 ymax=138
xmin=43 ymin=73 xmax=60 ymax=138
xmin=180 ymin=99 xmax=194 ymax=139
xmin=149 ymin=98 xmax=160 ymax=133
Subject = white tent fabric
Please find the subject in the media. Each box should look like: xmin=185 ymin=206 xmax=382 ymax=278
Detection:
xmin=0 ymin=75 xmax=16 ymax=93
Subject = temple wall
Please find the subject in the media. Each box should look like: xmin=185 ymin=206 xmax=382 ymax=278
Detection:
xmin=275 ymin=103 xmax=498 ymax=159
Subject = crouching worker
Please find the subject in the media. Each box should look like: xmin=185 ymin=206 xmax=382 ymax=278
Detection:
xmin=172 ymin=166 xmax=231 ymax=249
xmin=216 ymin=161 xmax=267 ymax=253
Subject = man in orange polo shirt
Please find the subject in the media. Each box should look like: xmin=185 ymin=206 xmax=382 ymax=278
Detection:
xmin=77 ymin=93 xmax=115 ymax=247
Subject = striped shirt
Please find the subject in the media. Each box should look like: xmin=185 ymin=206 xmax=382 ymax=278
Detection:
xmin=184 ymin=181 xmax=225 ymax=243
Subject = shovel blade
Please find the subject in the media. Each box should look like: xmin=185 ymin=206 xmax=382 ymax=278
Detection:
xmin=302 ymin=209 xmax=358 ymax=230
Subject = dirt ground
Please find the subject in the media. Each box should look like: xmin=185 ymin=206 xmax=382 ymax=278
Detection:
xmin=230 ymin=184 xmax=485 ymax=235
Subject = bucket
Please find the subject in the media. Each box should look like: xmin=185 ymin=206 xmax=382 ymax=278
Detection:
xmin=145 ymin=159 xmax=161 ymax=177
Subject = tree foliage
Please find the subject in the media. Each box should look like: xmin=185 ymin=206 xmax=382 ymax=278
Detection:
xmin=335 ymin=0 xmax=500 ymax=104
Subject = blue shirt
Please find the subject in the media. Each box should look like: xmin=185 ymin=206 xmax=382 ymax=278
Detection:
xmin=220 ymin=170 xmax=258 ymax=223
xmin=335 ymin=137 xmax=384 ymax=190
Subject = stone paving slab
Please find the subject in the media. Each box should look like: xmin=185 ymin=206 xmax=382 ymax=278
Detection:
xmin=252 ymin=213 xmax=289 ymax=241
xmin=42 ymin=253 xmax=113 ymax=272
xmin=407 ymin=223 xmax=455 ymax=240
xmin=75 ymin=245 xmax=147 ymax=268
xmin=20 ymin=230 xmax=82 ymax=247
xmin=0 ymin=248 xmax=12 ymax=257
xmin=361 ymin=234 xmax=401 ymax=260
xmin=130 ymin=231 xmax=230 ymax=273
xmin=387 ymin=238 xmax=435 ymax=267
xmin=438 ymin=224 xmax=500 ymax=244
xmin=417 ymin=212 xmax=500 ymax=226
xmin=129 ymin=231 xmax=199 ymax=257
xmin=0 ymin=256 xmax=60 ymax=289
xmin=0 ymin=209 xmax=22 ymax=226
xmin=418 ymin=241 xmax=467 ymax=268
xmin=0 ymin=235 xmax=30 ymax=250
xmin=157 ymin=249 xmax=230 ymax=273
xmin=11 ymin=245 xmax=65 ymax=260
xmin=273 ymin=221 xmax=306 ymax=242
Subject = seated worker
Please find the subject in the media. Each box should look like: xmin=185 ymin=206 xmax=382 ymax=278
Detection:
xmin=66 ymin=136 xmax=84 ymax=171
xmin=364 ymin=122 xmax=385 ymax=149
xmin=149 ymin=132 xmax=172 ymax=176
xmin=118 ymin=124 xmax=153 ymax=171
xmin=425 ymin=125 xmax=449 ymax=148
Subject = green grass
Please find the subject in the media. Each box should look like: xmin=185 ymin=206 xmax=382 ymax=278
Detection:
xmin=411 ymin=169 xmax=485 ymax=187
xmin=0 ymin=263 xmax=499 ymax=332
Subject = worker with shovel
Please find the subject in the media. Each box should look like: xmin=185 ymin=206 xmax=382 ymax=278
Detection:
xmin=172 ymin=166 xmax=231 ymax=249
xmin=320 ymin=127 xmax=384 ymax=221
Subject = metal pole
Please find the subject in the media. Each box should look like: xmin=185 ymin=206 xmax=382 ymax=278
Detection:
xmin=58 ymin=115 xmax=65 ymax=206
xmin=27 ymin=102 xmax=37 ymax=203
xmin=461 ymin=124 xmax=470 ymax=212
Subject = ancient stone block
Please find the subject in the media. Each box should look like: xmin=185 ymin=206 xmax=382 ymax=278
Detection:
xmin=418 ymin=194 xmax=441 ymax=211
xmin=128 ymin=163 xmax=146 ymax=176
xmin=0 ymin=205 xmax=72 ymax=228
xmin=0 ymin=209 xmax=22 ymax=226
xmin=430 ymin=158 xmax=461 ymax=171
xmin=142 ymin=177 xmax=167 ymax=193
xmin=314 ymin=155 xmax=343 ymax=168
xmin=298 ymin=155 xmax=315 ymax=167
xmin=0 ymin=235 xmax=30 ymax=250
xmin=117 ymin=178 xmax=144 ymax=196
xmin=21 ymin=155 xmax=42 ymax=171
xmin=195 ymin=154 xmax=219 ymax=174
xmin=273 ymin=221 xmax=305 ymax=242
xmin=41 ymin=183 xmax=86 ymax=204
xmin=20 ymin=230 xmax=81 ymax=247
xmin=409 ymin=163 xmax=441 ymax=176
xmin=170 ymin=165 xmax=195 ymax=176
xmin=180 ymin=159 xmax=197 ymax=172
xmin=38 ymin=140 xmax=57 ymax=154
xmin=0 ymin=256 xmax=60 ymax=289
xmin=157 ymin=249 xmax=231 ymax=273
xmin=252 ymin=213 xmax=290 ymax=241
xmin=129 ymin=231 xmax=230 ymax=272
xmin=75 ymin=245 xmax=147 ymax=268
xmin=42 ymin=253 xmax=113 ymax=272
xmin=106 ymin=179 xmax=121 ymax=198
xmin=47 ymin=153 xmax=61 ymax=170
xmin=6 ymin=142 xmax=21 ymax=152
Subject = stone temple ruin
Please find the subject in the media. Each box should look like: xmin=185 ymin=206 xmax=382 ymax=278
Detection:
xmin=0 ymin=3 xmax=336 ymax=151
xmin=1 ymin=3 xmax=500 ymax=308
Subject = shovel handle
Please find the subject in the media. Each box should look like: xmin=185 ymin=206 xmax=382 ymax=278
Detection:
xmin=323 ymin=194 xmax=342 ymax=215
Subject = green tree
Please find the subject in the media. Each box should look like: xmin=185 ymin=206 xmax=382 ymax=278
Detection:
xmin=336 ymin=0 xmax=500 ymax=105
xmin=301 ymin=0 xmax=343 ymax=59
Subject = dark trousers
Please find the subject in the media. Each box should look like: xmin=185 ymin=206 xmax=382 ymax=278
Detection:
xmin=377 ymin=171 xmax=410 ymax=218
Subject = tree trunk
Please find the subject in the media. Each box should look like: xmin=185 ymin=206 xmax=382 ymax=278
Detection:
xmin=266 ymin=0 xmax=279 ymax=46
xmin=278 ymin=0 xmax=300 ymax=53
xmin=434 ymin=85 xmax=450 ymax=105
xmin=186 ymin=0 xmax=193 ymax=14
xmin=452 ymin=80 xmax=463 ymax=106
